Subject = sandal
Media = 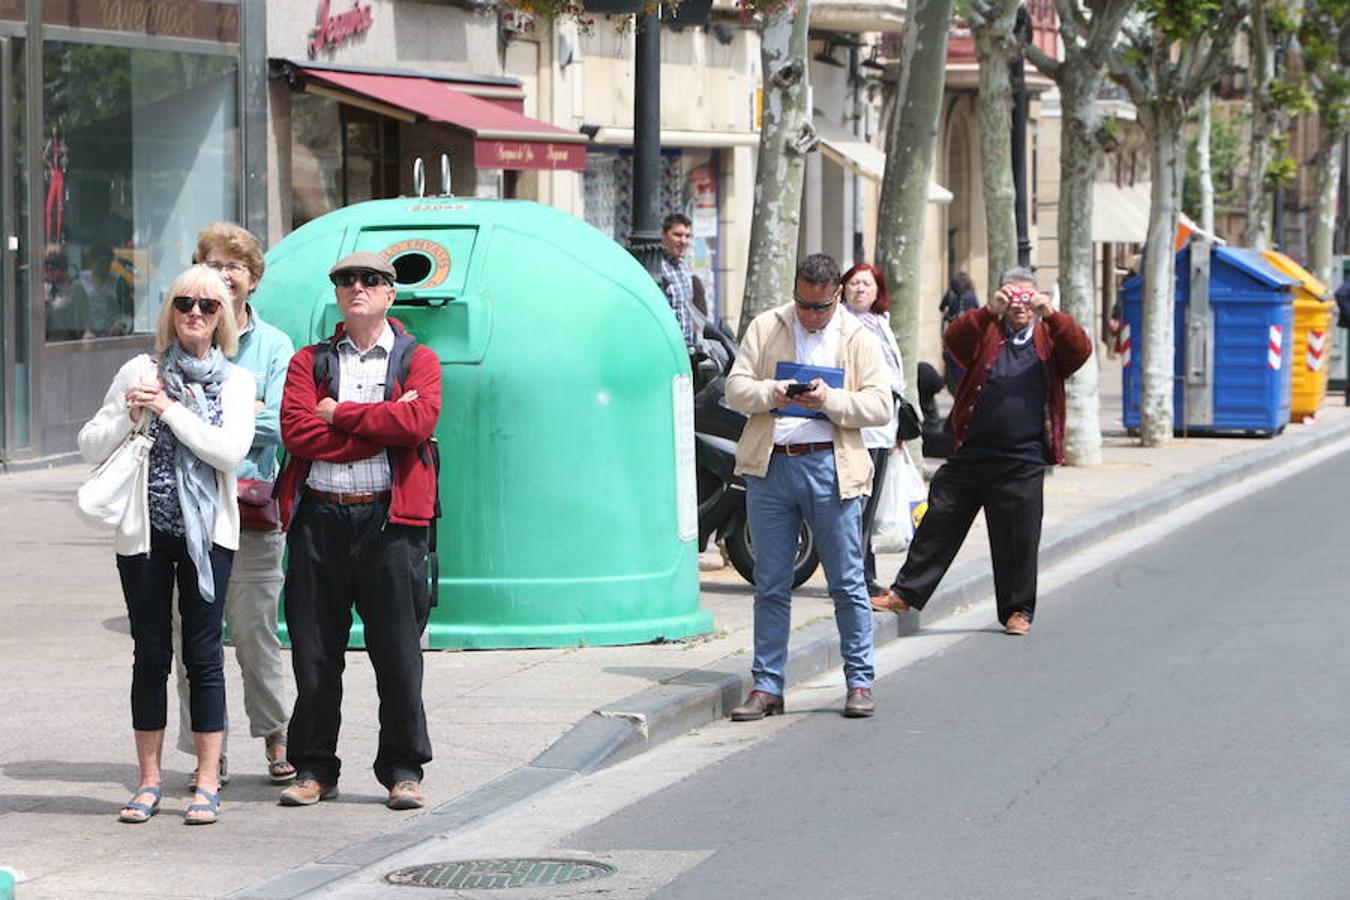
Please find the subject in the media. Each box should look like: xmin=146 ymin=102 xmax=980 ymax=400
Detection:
xmin=266 ymin=739 xmax=296 ymax=785
xmin=118 ymin=785 xmax=162 ymax=824
xmin=184 ymin=788 xmax=221 ymax=825
xmin=188 ymin=754 xmax=228 ymax=793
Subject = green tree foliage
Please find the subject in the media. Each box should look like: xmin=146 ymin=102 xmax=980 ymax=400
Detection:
xmin=1183 ymin=108 xmax=1242 ymax=211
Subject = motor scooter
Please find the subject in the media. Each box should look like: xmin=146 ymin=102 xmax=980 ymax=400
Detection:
xmin=693 ymin=321 xmax=820 ymax=588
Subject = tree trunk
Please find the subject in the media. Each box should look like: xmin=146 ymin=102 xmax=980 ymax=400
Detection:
xmin=1308 ymin=127 xmax=1343 ymax=284
xmin=876 ymin=0 xmax=955 ymax=397
xmin=1197 ymin=87 xmax=1215 ymax=234
xmin=973 ymin=1 xmax=1019 ymax=298
xmin=1242 ymin=0 xmax=1276 ymax=250
xmin=1140 ymin=104 xmax=1187 ymax=447
xmin=1057 ymin=70 xmax=1104 ymax=464
xmin=739 ymin=3 xmax=813 ymax=335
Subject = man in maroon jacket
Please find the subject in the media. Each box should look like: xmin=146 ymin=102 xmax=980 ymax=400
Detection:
xmin=873 ymin=267 xmax=1092 ymax=635
xmin=275 ymin=251 xmax=442 ymax=810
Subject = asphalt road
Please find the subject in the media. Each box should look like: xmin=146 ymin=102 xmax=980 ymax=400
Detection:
xmin=563 ymin=451 xmax=1350 ymax=900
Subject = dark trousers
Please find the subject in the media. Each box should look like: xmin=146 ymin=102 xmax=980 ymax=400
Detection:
xmin=116 ymin=530 xmax=232 ymax=732
xmin=892 ymin=458 xmax=1045 ymax=625
xmin=284 ymin=497 xmax=432 ymax=788
xmin=859 ymin=446 xmax=892 ymax=592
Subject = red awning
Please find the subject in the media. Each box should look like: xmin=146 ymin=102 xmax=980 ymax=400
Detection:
xmin=298 ymin=68 xmax=587 ymax=172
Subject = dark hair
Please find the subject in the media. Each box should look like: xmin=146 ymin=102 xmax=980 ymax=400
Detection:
xmin=796 ymin=253 xmax=840 ymax=287
xmin=661 ymin=212 xmax=692 ymax=233
xmin=841 ymin=262 xmax=890 ymax=314
xmin=949 ymin=271 xmax=975 ymax=296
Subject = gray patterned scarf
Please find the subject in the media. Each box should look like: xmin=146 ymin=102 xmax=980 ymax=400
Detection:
xmin=159 ymin=344 xmax=230 ymax=603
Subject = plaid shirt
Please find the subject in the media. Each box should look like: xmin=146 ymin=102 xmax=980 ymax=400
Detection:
xmin=660 ymin=251 xmax=704 ymax=351
xmin=306 ymin=324 xmax=394 ymax=493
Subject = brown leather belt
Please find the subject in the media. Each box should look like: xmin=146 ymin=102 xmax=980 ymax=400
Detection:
xmin=772 ymin=442 xmax=834 ymax=456
xmin=307 ymin=489 xmax=391 ymax=506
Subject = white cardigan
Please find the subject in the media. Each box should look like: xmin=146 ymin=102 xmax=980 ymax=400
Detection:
xmin=77 ymin=353 xmax=255 ymax=556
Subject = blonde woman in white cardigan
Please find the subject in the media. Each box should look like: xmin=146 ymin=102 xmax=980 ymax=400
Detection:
xmin=78 ymin=265 xmax=254 ymax=825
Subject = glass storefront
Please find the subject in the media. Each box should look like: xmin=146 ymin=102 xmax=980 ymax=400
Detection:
xmin=0 ymin=0 xmax=243 ymax=460
xmin=290 ymin=91 xmax=399 ymax=231
xmin=42 ymin=42 xmax=237 ymax=342
xmin=583 ymin=147 xmax=723 ymax=321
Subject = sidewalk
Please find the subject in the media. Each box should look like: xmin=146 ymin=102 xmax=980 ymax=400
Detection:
xmin=4 ymin=364 xmax=1350 ymax=899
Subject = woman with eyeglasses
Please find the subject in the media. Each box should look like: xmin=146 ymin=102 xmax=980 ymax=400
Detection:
xmin=77 ymin=264 xmax=255 ymax=825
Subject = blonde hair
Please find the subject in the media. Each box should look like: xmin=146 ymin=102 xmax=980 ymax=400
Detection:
xmin=155 ymin=264 xmax=239 ymax=357
xmin=193 ymin=221 xmax=265 ymax=286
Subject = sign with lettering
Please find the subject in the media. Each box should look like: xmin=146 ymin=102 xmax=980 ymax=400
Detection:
xmin=308 ymin=0 xmax=374 ymax=58
xmin=473 ymin=140 xmax=586 ymax=172
xmin=381 ymin=238 xmax=451 ymax=289
xmin=42 ymin=0 xmax=240 ymax=42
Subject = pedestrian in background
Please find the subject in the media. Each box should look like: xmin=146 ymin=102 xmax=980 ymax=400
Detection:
xmin=873 ymin=267 xmax=1092 ymax=635
xmin=275 ymin=252 xmax=441 ymax=811
xmin=939 ymin=272 xmax=980 ymax=396
xmin=658 ymin=212 xmax=708 ymax=357
xmin=78 ymin=265 xmax=255 ymax=824
xmin=725 ymin=253 xmax=891 ymax=720
xmin=840 ymin=262 xmax=906 ymax=597
xmin=171 ymin=223 xmax=296 ymax=792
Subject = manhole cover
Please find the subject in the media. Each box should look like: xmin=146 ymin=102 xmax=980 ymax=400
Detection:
xmin=386 ymin=858 xmax=617 ymax=890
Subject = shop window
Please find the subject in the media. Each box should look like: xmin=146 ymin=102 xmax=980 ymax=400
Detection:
xmin=292 ymin=95 xmax=400 ymax=231
xmin=42 ymin=42 xmax=238 ymax=343
xmin=582 ymin=148 xmax=721 ymax=318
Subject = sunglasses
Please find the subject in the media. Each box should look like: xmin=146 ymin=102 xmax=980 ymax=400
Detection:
xmin=172 ymin=295 xmax=222 ymax=315
xmin=331 ymin=271 xmax=391 ymax=289
xmin=793 ymin=292 xmax=838 ymax=312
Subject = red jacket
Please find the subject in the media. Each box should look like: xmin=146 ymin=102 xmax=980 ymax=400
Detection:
xmin=278 ymin=318 xmax=442 ymax=528
xmin=944 ymin=307 xmax=1092 ymax=465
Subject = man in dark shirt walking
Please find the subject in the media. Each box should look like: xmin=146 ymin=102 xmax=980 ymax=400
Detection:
xmin=872 ymin=267 xmax=1092 ymax=635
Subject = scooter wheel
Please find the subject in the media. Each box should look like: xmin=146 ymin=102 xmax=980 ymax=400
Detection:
xmin=725 ymin=521 xmax=820 ymax=589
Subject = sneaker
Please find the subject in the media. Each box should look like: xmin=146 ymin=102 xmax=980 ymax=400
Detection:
xmin=1004 ymin=612 xmax=1031 ymax=636
xmin=278 ymin=778 xmax=338 ymax=806
xmin=386 ymin=780 xmax=425 ymax=810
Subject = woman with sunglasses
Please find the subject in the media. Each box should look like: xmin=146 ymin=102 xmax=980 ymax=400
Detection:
xmin=78 ymin=264 xmax=255 ymax=825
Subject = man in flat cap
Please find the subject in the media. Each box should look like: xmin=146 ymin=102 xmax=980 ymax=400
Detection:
xmin=275 ymin=251 xmax=442 ymax=810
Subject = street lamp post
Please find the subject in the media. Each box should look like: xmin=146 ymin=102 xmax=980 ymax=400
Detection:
xmin=1010 ymin=4 xmax=1032 ymax=268
xmin=629 ymin=8 xmax=664 ymax=276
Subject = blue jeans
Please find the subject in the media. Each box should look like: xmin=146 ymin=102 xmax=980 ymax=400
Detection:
xmin=745 ymin=449 xmax=874 ymax=694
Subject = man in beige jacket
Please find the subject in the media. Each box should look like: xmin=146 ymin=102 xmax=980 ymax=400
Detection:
xmin=725 ymin=253 xmax=892 ymax=720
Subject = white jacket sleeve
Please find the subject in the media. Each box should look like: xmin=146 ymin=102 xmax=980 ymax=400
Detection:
xmin=158 ymin=365 xmax=256 ymax=474
xmin=77 ymin=355 xmax=148 ymax=465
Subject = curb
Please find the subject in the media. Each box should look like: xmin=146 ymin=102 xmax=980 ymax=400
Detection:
xmin=232 ymin=417 xmax=1350 ymax=898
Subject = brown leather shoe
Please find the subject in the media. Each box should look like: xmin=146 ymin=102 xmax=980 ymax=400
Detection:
xmin=871 ymin=587 xmax=911 ymax=613
xmin=843 ymin=687 xmax=875 ymax=718
xmin=729 ymin=690 xmax=784 ymax=721
xmin=278 ymin=778 xmax=338 ymax=806
xmin=1004 ymin=612 xmax=1031 ymax=635
xmin=387 ymin=780 xmax=426 ymax=810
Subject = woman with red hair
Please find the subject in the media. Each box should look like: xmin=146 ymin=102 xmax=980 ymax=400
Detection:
xmin=841 ymin=262 xmax=908 ymax=595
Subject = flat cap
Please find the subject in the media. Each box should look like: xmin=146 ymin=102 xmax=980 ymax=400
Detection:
xmin=330 ymin=251 xmax=396 ymax=280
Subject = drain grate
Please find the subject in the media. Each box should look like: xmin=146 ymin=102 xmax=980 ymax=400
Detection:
xmin=386 ymin=858 xmax=617 ymax=890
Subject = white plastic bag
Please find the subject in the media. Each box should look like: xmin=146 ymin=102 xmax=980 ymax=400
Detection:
xmin=871 ymin=448 xmax=928 ymax=554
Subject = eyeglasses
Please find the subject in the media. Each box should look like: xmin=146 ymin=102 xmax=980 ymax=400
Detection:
xmin=172 ymin=296 xmax=222 ymax=315
xmin=793 ymin=292 xmax=838 ymax=312
xmin=331 ymin=271 xmax=391 ymax=289
xmin=204 ymin=260 xmax=249 ymax=275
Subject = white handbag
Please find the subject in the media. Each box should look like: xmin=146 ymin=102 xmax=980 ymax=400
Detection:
xmin=871 ymin=448 xmax=928 ymax=554
xmin=76 ymin=414 xmax=154 ymax=529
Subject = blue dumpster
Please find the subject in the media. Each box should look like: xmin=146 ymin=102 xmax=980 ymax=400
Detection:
xmin=1122 ymin=243 xmax=1298 ymax=435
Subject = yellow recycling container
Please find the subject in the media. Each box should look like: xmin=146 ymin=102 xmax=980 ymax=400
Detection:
xmin=1262 ymin=250 xmax=1335 ymax=421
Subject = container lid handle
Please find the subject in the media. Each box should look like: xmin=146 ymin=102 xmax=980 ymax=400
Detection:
xmin=413 ymin=157 xmax=426 ymax=198
xmin=440 ymin=153 xmax=452 ymax=196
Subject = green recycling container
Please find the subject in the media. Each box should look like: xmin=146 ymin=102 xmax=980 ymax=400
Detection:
xmin=253 ymin=197 xmax=710 ymax=649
